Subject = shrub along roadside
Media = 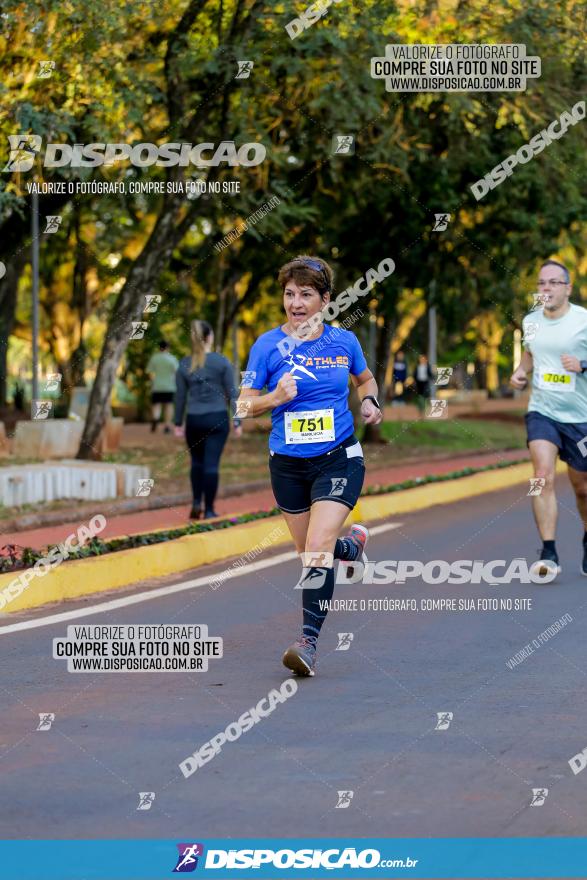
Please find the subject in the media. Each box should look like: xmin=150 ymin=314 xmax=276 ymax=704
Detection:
xmin=0 ymin=457 xmax=528 ymax=573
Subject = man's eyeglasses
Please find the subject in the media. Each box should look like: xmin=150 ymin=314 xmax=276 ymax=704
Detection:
xmin=537 ymin=280 xmax=568 ymax=288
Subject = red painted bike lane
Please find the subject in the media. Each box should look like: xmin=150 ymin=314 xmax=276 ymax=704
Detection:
xmin=1 ymin=449 xmax=526 ymax=550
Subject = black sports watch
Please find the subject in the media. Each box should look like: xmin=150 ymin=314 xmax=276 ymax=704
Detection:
xmin=362 ymin=395 xmax=381 ymax=409
xmin=581 ymin=361 xmax=587 ymax=374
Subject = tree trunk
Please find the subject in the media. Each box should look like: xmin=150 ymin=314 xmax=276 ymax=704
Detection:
xmin=375 ymin=318 xmax=394 ymax=400
xmin=77 ymin=195 xmax=194 ymax=458
xmin=70 ymin=341 xmax=87 ymax=388
xmin=76 ymin=0 xmax=264 ymax=458
xmin=215 ymin=274 xmax=228 ymax=350
xmin=362 ymin=320 xmax=393 ymax=444
xmin=0 ymin=252 xmax=26 ymax=406
xmin=0 ymin=191 xmax=73 ymax=406
xmin=70 ymin=204 xmax=89 ymax=388
xmin=219 ymin=269 xmax=243 ymax=349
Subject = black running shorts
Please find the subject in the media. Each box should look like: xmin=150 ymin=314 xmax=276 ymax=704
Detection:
xmin=151 ymin=391 xmax=174 ymax=404
xmin=525 ymin=410 xmax=587 ymax=472
xmin=269 ymin=433 xmax=366 ymax=514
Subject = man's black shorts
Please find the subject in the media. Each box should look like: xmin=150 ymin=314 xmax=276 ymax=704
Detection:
xmin=525 ymin=410 xmax=587 ymax=472
xmin=269 ymin=433 xmax=366 ymax=514
xmin=151 ymin=391 xmax=174 ymax=404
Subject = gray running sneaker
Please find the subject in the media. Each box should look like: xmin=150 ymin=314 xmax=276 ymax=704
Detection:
xmin=348 ymin=524 xmax=369 ymax=556
xmin=341 ymin=523 xmax=369 ymax=579
xmin=282 ymin=635 xmax=317 ymax=677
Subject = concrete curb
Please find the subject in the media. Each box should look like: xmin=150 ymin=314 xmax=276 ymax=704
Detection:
xmin=0 ymin=459 xmax=556 ymax=614
xmin=0 ymin=480 xmax=269 ymax=533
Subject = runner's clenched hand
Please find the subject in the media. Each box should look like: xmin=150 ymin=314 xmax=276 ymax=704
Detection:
xmin=273 ymin=372 xmax=298 ymax=405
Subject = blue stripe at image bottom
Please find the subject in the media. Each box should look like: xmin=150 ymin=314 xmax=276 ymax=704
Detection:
xmin=1 ymin=838 xmax=587 ymax=879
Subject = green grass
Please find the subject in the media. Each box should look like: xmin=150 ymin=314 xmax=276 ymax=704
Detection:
xmin=101 ymin=416 xmax=528 ymax=484
xmin=0 ymin=457 xmax=528 ymax=570
xmin=0 ymin=417 xmax=527 ymax=521
xmin=377 ymin=417 xmax=526 ymax=454
xmin=103 ymin=446 xmax=189 ymax=480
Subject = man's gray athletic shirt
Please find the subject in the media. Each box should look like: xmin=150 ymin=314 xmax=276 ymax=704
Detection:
xmin=522 ymin=302 xmax=587 ymax=423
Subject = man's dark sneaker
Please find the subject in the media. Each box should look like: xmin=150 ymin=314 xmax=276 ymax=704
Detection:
xmin=282 ymin=635 xmax=317 ymax=677
xmin=533 ymin=547 xmax=561 ymax=579
xmin=204 ymin=509 xmax=219 ymax=519
xmin=189 ymin=507 xmax=202 ymax=520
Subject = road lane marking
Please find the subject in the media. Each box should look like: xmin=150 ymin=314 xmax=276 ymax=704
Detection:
xmin=0 ymin=522 xmax=403 ymax=635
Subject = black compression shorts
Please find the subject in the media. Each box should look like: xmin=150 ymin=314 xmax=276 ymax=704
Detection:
xmin=269 ymin=433 xmax=365 ymax=514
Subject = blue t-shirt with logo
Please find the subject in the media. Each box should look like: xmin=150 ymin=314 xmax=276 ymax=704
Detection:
xmin=244 ymin=324 xmax=368 ymax=457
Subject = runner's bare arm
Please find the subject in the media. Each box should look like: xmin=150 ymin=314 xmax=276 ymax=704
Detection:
xmin=236 ymin=373 xmax=297 ymax=417
xmin=560 ymin=354 xmax=582 ymax=372
xmin=511 ymin=350 xmax=533 ymax=388
xmin=352 ymin=368 xmax=383 ymax=425
xmin=351 ymin=367 xmax=378 ymax=397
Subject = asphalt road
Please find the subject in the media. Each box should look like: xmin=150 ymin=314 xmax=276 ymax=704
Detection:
xmin=2 ymin=477 xmax=587 ymax=841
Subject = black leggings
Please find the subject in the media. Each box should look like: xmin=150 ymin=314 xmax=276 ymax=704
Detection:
xmin=185 ymin=412 xmax=229 ymax=511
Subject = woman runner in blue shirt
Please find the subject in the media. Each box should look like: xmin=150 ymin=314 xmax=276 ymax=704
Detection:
xmin=237 ymin=256 xmax=382 ymax=677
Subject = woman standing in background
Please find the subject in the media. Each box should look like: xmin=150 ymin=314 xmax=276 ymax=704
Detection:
xmin=174 ymin=320 xmax=242 ymax=519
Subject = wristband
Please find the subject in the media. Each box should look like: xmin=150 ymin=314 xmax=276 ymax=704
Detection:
xmin=581 ymin=361 xmax=587 ymax=374
xmin=362 ymin=395 xmax=381 ymax=410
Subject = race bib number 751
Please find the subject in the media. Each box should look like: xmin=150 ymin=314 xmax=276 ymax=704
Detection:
xmin=284 ymin=409 xmax=335 ymax=444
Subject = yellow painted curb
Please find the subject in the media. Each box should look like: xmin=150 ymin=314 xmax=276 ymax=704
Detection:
xmin=352 ymin=460 xmax=565 ymax=522
xmin=0 ymin=458 xmax=561 ymax=614
xmin=0 ymin=519 xmax=292 ymax=614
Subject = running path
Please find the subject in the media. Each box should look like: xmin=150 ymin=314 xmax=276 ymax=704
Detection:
xmin=1 ymin=449 xmax=526 ymax=550
xmin=1 ymin=481 xmax=586 ymax=840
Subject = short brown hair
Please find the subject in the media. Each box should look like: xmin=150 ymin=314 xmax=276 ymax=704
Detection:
xmin=540 ymin=259 xmax=570 ymax=283
xmin=278 ymin=255 xmax=333 ymax=299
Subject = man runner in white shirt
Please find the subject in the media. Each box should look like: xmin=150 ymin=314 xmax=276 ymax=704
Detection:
xmin=511 ymin=259 xmax=587 ymax=577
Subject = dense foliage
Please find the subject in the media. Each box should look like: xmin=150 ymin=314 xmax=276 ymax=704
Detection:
xmin=0 ymin=0 xmax=585 ymax=450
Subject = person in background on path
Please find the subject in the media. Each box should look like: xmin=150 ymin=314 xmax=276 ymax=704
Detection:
xmin=511 ymin=258 xmax=587 ymax=578
xmin=413 ymin=354 xmax=433 ymax=417
xmin=174 ymin=320 xmax=242 ymax=520
xmin=392 ymin=350 xmax=408 ymax=404
xmin=13 ymin=378 xmax=25 ymax=412
xmin=147 ymin=340 xmax=179 ymax=433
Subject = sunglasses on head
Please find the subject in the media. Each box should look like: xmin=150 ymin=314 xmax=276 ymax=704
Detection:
xmin=292 ymin=258 xmax=329 ymax=289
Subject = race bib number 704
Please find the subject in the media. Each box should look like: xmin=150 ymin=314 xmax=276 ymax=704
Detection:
xmin=536 ymin=371 xmax=575 ymax=393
